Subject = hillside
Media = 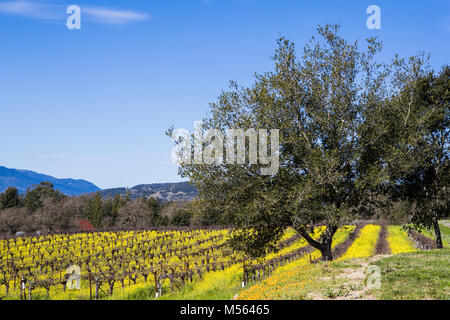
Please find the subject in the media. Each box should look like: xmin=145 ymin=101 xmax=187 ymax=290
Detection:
xmin=0 ymin=165 xmax=100 ymax=196
xmin=0 ymin=165 xmax=198 ymax=202
xmin=99 ymin=181 xmax=198 ymax=202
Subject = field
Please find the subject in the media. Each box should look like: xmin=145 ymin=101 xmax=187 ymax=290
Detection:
xmin=0 ymin=222 xmax=448 ymax=300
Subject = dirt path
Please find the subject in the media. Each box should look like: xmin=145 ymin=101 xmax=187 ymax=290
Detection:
xmin=307 ymin=255 xmax=390 ymax=300
xmin=375 ymin=222 xmax=391 ymax=255
xmin=337 ymin=255 xmax=391 ymax=300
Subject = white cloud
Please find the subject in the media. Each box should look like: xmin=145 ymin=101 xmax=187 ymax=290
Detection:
xmin=0 ymin=0 xmax=60 ymax=20
xmin=83 ymin=6 xmax=150 ymax=25
xmin=0 ymin=1 xmax=150 ymax=25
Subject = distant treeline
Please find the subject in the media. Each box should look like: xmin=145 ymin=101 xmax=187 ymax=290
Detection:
xmin=0 ymin=180 xmax=415 ymax=238
xmin=0 ymin=181 xmax=218 ymax=237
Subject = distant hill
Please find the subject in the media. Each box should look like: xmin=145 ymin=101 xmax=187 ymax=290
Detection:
xmin=99 ymin=182 xmax=198 ymax=202
xmin=0 ymin=165 xmax=100 ymax=196
xmin=0 ymin=165 xmax=198 ymax=201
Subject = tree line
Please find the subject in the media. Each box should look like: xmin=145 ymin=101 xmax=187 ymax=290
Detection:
xmin=0 ymin=181 xmax=199 ymax=237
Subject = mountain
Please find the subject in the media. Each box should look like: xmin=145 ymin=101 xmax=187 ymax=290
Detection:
xmin=0 ymin=165 xmax=197 ymax=201
xmin=0 ymin=166 xmax=100 ymax=196
xmin=99 ymin=182 xmax=198 ymax=202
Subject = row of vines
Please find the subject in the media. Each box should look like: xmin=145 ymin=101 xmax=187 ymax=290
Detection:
xmin=0 ymin=228 xmax=243 ymax=299
xmin=0 ymin=223 xmax=431 ymax=300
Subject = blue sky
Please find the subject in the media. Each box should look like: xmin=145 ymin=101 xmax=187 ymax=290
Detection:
xmin=0 ymin=0 xmax=449 ymax=189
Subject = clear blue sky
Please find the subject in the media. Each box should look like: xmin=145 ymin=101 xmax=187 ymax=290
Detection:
xmin=0 ymin=0 xmax=449 ymax=189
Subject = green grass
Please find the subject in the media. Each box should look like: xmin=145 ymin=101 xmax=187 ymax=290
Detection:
xmin=371 ymin=248 xmax=450 ymax=300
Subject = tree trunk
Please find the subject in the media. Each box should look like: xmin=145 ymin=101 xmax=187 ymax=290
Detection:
xmin=295 ymin=225 xmax=337 ymax=261
xmin=432 ymin=213 xmax=443 ymax=249
xmin=319 ymin=241 xmax=333 ymax=261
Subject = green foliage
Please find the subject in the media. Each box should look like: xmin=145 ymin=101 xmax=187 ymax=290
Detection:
xmin=168 ymin=23 xmax=449 ymax=259
xmin=390 ymin=66 xmax=449 ymax=247
xmin=146 ymin=197 xmax=161 ymax=225
xmin=23 ymin=181 xmax=65 ymax=211
xmin=86 ymin=192 xmax=103 ymax=228
xmin=171 ymin=24 xmax=399 ymax=259
xmin=228 ymin=227 xmax=284 ymax=259
xmin=170 ymin=208 xmax=193 ymax=226
xmin=0 ymin=187 xmax=20 ymax=209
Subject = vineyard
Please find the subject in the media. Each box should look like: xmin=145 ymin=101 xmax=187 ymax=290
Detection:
xmin=0 ymin=228 xmax=242 ymax=299
xmin=0 ymin=223 xmax=444 ymax=300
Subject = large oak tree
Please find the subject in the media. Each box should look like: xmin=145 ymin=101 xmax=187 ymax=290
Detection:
xmin=171 ymin=25 xmax=448 ymax=260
